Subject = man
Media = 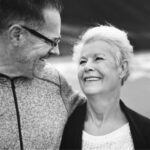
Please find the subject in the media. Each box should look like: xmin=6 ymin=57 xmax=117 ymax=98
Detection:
xmin=0 ymin=0 xmax=84 ymax=149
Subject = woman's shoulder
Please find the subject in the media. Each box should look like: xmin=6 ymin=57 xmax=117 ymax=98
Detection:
xmin=69 ymin=102 xmax=87 ymax=118
xmin=120 ymin=100 xmax=150 ymax=136
xmin=120 ymin=100 xmax=150 ymax=125
xmin=128 ymin=107 xmax=150 ymax=127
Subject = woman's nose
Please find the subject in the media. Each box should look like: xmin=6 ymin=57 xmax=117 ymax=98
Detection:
xmin=84 ymin=61 xmax=94 ymax=72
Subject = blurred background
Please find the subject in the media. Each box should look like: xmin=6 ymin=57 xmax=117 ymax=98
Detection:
xmin=49 ymin=0 xmax=150 ymax=118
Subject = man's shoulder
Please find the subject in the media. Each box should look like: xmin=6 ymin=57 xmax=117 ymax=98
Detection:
xmin=34 ymin=63 xmax=61 ymax=86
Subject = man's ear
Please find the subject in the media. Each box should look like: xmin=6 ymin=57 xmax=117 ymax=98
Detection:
xmin=8 ymin=24 xmax=25 ymax=46
xmin=119 ymin=60 xmax=128 ymax=79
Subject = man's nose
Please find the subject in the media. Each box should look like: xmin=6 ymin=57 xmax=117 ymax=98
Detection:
xmin=50 ymin=46 xmax=60 ymax=55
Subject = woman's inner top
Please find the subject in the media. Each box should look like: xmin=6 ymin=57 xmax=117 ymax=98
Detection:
xmin=82 ymin=123 xmax=134 ymax=150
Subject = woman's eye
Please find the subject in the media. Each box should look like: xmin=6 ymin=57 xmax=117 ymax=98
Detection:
xmin=95 ymin=57 xmax=104 ymax=61
xmin=79 ymin=60 xmax=87 ymax=65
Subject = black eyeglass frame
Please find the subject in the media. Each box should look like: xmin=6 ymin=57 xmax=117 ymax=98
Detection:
xmin=21 ymin=25 xmax=61 ymax=48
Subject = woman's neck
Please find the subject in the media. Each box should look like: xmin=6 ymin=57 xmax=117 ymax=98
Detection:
xmin=85 ymin=92 xmax=127 ymax=130
xmin=84 ymin=95 xmax=127 ymax=136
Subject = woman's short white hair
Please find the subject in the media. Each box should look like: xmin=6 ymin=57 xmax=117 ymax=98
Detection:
xmin=73 ymin=24 xmax=133 ymax=85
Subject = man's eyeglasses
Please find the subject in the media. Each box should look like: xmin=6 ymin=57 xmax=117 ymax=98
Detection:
xmin=21 ymin=25 xmax=61 ymax=48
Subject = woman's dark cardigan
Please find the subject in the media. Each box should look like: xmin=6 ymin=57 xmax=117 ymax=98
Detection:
xmin=60 ymin=100 xmax=150 ymax=150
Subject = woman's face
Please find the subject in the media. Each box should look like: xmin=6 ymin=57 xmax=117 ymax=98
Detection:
xmin=78 ymin=40 xmax=122 ymax=96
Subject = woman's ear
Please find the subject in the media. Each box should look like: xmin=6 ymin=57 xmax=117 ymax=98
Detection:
xmin=119 ymin=60 xmax=128 ymax=79
xmin=8 ymin=24 xmax=25 ymax=47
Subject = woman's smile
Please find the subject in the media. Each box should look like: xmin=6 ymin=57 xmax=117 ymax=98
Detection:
xmin=83 ymin=76 xmax=102 ymax=82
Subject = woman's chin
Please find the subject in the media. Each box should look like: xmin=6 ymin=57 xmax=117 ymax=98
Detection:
xmin=83 ymin=87 xmax=103 ymax=95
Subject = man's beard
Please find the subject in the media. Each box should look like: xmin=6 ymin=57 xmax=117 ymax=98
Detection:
xmin=32 ymin=58 xmax=46 ymax=77
xmin=16 ymin=56 xmax=45 ymax=78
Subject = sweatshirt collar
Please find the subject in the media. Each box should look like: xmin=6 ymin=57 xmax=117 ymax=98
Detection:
xmin=0 ymin=73 xmax=30 ymax=87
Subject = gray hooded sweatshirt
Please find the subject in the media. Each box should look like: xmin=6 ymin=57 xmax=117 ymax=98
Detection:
xmin=0 ymin=64 xmax=83 ymax=150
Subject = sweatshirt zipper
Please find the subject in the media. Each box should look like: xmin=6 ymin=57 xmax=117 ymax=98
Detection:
xmin=11 ymin=80 xmax=24 ymax=150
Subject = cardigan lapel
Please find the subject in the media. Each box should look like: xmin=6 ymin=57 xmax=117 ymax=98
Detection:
xmin=60 ymin=103 xmax=86 ymax=149
xmin=120 ymin=100 xmax=146 ymax=149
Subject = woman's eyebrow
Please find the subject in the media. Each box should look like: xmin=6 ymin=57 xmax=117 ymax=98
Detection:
xmin=94 ymin=53 xmax=105 ymax=57
xmin=80 ymin=56 xmax=87 ymax=60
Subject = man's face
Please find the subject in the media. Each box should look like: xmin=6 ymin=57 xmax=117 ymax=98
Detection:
xmin=15 ymin=9 xmax=61 ymax=77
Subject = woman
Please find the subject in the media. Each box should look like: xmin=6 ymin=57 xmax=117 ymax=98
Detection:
xmin=60 ymin=25 xmax=150 ymax=150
